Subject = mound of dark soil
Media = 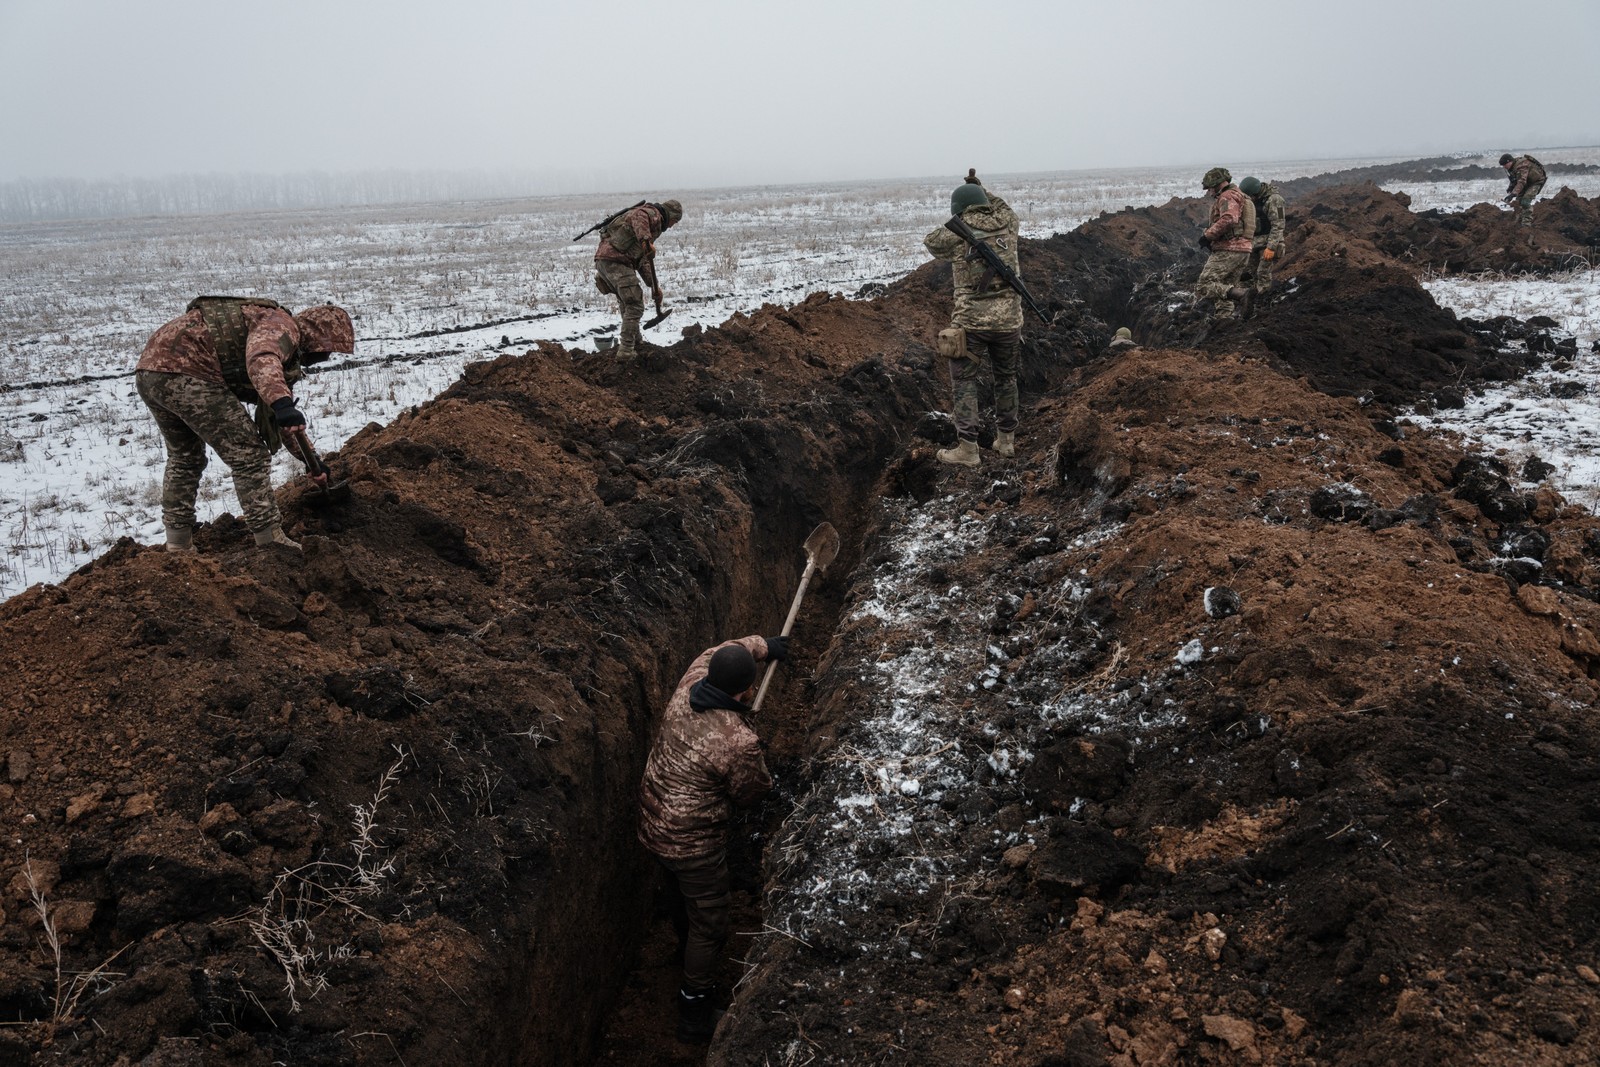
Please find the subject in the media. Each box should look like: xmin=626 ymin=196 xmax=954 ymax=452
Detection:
xmin=716 ymin=345 xmax=1600 ymax=1067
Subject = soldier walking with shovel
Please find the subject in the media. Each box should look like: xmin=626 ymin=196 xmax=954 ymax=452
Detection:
xmin=636 ymin=523 xmax=839 ymax=1043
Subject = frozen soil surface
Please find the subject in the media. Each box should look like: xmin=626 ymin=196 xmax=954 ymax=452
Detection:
xmin=0 ymin=165 xmax=1598 ymax=1066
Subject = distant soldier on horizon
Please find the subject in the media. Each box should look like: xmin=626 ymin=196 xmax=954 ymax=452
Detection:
xmin=923 ymin=169 xmax=1025 ymax=468
xmin=136 ymin=296 xmax=355 ymax=553
xmin=1195 ymin=167 xmax=1256 ymax=327
xmin=1239 ymin=176 xmax=1286 ymax=300
xmin=593 ymin=199 xmax=683 ymax=366
xmin=1499 ymin=152 xmax=1547 ymax=236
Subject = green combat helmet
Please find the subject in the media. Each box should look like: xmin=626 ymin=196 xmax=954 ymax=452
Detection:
xmin=1202 ymin=167 xmax=1232 ymax=190
xmin=1239 ymin=176 xmax=1262 ymax=197
xmin=951 ymin=169 xmax=989 ymax=215
xmin=660 ymin=199 xmax=683 ymax=226
xmin=1499 ymin=153 xmax=1515 ymax=166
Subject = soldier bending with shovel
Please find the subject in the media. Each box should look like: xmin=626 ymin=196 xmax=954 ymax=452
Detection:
xmin=136 ymin=296 xmax=354 ymax=553
xmin=589 ymin=198 xmax=683 ymax=367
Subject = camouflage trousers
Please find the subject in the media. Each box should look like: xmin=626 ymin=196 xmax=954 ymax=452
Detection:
xmin=136 ymin=370 xmax=279 ymax=535
xmin=950 ymin=329 xmax=1021 ymax=443
xmin=1197 ymin=250 xmax=1252 ymax=318
xmin=657 ymin=849 xmax=730 ymax=992
xmin=1244 ymin=245 xmax=1279 ymax=294
xmin=596 ymin=258 xmax=644 ymax=355
xmin=1514 ymin=181 xmax=1544 ymax=227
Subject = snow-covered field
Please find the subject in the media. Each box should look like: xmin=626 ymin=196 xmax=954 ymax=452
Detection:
xmin=1 ymin=149 xmax=1595 ymax=600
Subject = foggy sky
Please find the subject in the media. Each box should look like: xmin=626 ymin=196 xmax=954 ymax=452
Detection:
xmin=3 ymin=0 xmax=1597 ymax=191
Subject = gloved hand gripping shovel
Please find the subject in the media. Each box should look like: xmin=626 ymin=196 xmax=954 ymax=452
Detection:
xmin=283 ymin=426 xmax=352 ymax=507
xmin=751 ymin=522 xmax=841 ymax=714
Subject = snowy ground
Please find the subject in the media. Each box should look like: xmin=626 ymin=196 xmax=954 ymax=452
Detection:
xmin=1414 ymin=267 xmax=1600 ymax=509
xmin=1 ymin=148 xmax=1594 ymax=600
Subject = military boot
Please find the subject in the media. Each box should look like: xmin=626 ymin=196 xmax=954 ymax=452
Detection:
xmin=994 ymin=431 xmax=1016 ymax=457
xmin=164 ymin=528 xmax=195 ymax=554
xmin=254 ymin=526 xmax=302 ymax=552
xmin=1226 ymin=286 xmax=1254 ymax=320
xmin=676 ymin=987 xmax=723 ymax=1044
xmin=937 ymin=439 xmax=979 ymax=467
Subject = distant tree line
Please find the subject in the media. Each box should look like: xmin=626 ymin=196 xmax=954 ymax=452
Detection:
xmin=0 ymin=169 xmax=631 ymax=223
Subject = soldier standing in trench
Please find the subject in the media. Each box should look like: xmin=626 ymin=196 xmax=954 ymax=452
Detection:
xmin=637 ymin=634 xmax=788 ymax=1042
xmin=136 ymin=297 xmax=355 ymax=553
xmin=1499 ymin=152 xmax=1547 ymax=237
xmin=923 ymin=170 xmax=1025 ymax=468
xmin=1195 ymin=167 xmax=1257 ymax=327
xmin=593 ymin=198 xmax=683 ymax=366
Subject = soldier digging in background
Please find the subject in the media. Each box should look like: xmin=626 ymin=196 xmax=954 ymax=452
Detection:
xmin=1102 ymin=326 xmax=1138 ymax=357
xmin=637 ymin=634 xmax=789 ymax=1043
xmin=1499 ymin=152 xmax=1547 ymax=238
xmin=593 ymin=198 xmax=683 ymax=366
xmin=1195 ymin=166 xmax=1257 ymax=329
xmin=923 ymin=170 xmax=1024 ymax=468
xmin=135 ymin=297 xmax=355 ymax=553
xmin=1238 ymin=175 xmax=1286 ymax=301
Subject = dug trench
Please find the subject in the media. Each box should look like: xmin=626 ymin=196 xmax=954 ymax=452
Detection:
xmin=0 ymin=165 xmax=1596 ymax=1067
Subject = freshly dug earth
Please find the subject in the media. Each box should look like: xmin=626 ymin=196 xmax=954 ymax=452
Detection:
xmin=0 ymin=164 xmax=1596 ymax=1067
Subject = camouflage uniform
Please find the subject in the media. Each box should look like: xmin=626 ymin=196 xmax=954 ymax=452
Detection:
xmin=924 ymin=195 xmax=1024 ymax=443
xmin=1244 ymin=183 xmax=1286 ymax=294
xmin=1504 ymin=155 xmax=1547 ymax=228
xmin=1197 ymin=185 xmax=1256 ymax=319
xmin=136 ymin=301 xmax=354 ymax=540
xmin=595 ymin=202 xmax=671 ymax=358
xmin=638 ymin=636 xmax=774 ymax=991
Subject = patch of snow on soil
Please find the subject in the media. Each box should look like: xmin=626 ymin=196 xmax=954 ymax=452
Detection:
xmin=1416 ymin=270 xmax=1600 ymax=508
xmin=765 ymin=493 xmax=1175 ymax=958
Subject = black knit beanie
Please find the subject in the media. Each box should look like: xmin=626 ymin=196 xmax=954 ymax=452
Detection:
xmin=706 ymin=645 xmax=757 ymax=695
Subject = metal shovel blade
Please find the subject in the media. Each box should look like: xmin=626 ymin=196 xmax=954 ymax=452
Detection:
xmin=643 ymin=308 xmax=673 ymax=331
xmin=804 ymin=522 xmax=841 ymax=572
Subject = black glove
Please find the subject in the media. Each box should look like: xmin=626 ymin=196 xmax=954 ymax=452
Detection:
xmin=1503 ymin=194 xmax=1516 ymax=204
xmin=764 ymin=635 xmax=789 ymax=662
xmin=270 ymin=397 xmax=305 ymax=428
xmin=1199 ymin=234 xmax=1212 ymax=249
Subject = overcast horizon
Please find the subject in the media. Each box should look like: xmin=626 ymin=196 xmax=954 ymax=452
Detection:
xmin=2 ymin=0 xmax=1597 ymax=193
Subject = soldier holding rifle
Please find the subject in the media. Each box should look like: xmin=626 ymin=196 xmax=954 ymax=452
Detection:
xmin=923 ymin=169 xmax=1048 ymax=468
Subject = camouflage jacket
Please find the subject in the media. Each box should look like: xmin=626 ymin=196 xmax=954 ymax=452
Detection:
xmin=136 ymin=304 xmax=299 ymax=405
xmin=638 ymin=636 xmax=774 ymax=860
xmin=923 ymin=196 xmax=1024 ymax=331
xmin=1250 ymin=185 xmax=1286 ymax=253
xmin=1204 ymin=186 xmax=1256 ymax=253
xmin=1506 ymin=156 xmax=1547 ymax=198
xmin=596 ymin=203 xmax=666 ymax=268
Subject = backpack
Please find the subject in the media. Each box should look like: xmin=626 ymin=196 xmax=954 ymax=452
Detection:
xmin=186 ymin=296 xmax=301 ymax=404
xmin=1526 ymin=156 xmax=1547 ymax=184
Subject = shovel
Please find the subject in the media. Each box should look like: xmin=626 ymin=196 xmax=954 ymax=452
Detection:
xmin=643 ymin=308 xmax=673 ymax=331
xmin=751 ymin=522 xmax=841 ymax=714
xmin=283 ymin=426 xmax=352 ymax=507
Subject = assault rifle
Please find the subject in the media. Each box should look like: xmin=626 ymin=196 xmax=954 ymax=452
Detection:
xmin=572 ymin=199 xmax=647 ymax=242
xmin=944 ymin=215 xmax=1051 ymax=325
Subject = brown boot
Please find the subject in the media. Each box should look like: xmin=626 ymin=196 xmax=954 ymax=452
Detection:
xmin=937 ymin=439 xmax=980 ymax=467
xmin=164 ymin=528 xmax=195 ymax=554
xmin=993 ymin=431 xmax=1016 ymax=457
xmin=253 ymin=526 xmax=302 ymax=552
